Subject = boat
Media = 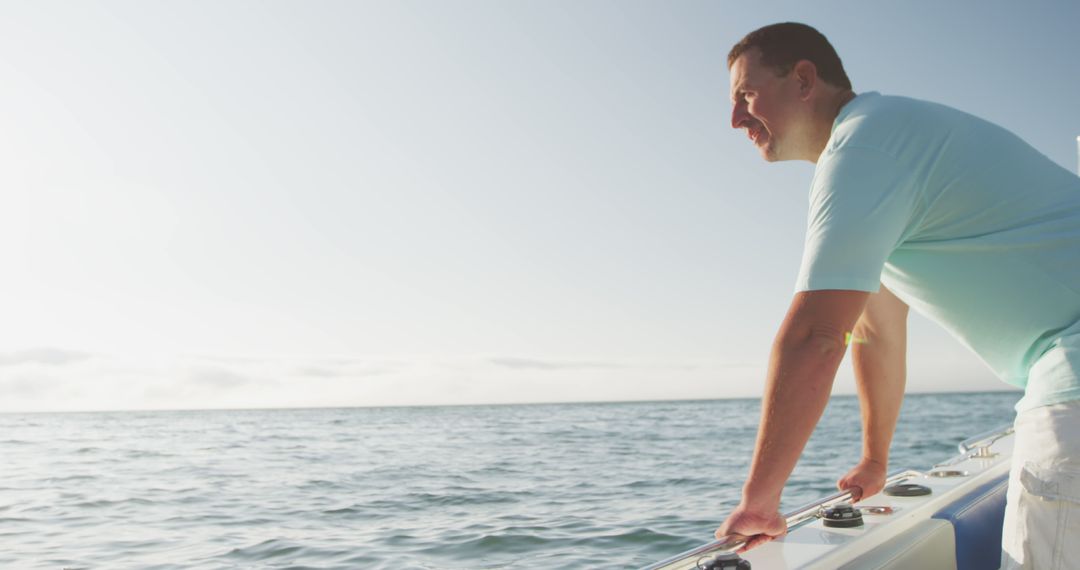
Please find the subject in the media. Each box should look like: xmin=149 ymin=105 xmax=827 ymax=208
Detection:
xmin=640 ymin=424 xmax=1014 ymax=570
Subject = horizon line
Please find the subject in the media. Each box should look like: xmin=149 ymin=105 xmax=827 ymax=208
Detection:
xmin=0 ymin=387 xmax=1021 ymax=415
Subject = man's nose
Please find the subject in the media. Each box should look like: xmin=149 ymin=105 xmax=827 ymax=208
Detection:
xmin=731 ymin=102 xmax=749 ymax=130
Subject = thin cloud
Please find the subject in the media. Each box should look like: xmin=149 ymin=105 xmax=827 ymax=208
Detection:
xmin=294 ymin=364 xmax=398 ymax=378
xmin=0 ymin=374 xmax=55 ymax=397
xmin=488 ymin=357 xmax=626 ymax=371
xmin=0 ymin=348 xmax=93 ymax=367
xmin=295 ymin=366 xmax=342 ymax=378
xmin=188 ymin=367 xmax=254 ymax=389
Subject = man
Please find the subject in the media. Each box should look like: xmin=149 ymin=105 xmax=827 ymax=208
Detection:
xmin=716 ymin=22 xmax=1080 ymax=568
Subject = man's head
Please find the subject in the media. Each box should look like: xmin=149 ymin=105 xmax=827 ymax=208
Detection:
xmin=728 ymin=23 xmax=853 ymax=162
xmin=728 ymin=23 xmax=851 ymax=91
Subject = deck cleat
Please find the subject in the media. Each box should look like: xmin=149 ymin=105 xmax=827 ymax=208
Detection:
xmin=928 ymin=469 xmax=969 ymax=478
xmin=884 ymin=482 xmax=932 ymax=496
xmin=697 ymin=552 xmax=751 ymax=570
xmin=821 ymin=502 xmax=864 ymax=528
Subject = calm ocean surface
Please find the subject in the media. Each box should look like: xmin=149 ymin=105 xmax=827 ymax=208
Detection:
xmin=0 ymin=391 xmax=1019 ymax=569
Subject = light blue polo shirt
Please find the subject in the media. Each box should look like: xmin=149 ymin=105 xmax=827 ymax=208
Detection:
xmin=795 ymin=92 xmax=1080 ymax=412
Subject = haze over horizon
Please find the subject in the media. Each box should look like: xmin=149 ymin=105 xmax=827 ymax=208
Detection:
xmin=2 ymin=1 xmax=1075 ymax=412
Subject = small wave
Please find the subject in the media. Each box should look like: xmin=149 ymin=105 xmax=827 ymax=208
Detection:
xmin=125 ymin=449 xmax=174 ymax=459
xmin=261 ymin=434 xmax=307 ymax=442
xmin=469 ymin=464 xmax=526 ymax=476
xmin=221 ymin=517 xmax=278 ymax=527
xmin=226 ymin=538 xmax=303 ymax=559
xmin=72 ymin=497 xmax=155 ymax=509
xmin=411 ymin=491 xmax=523 ymax=507
xmin=624 ymin=476 xmax=713 ymax=490
xmin=46 ymin=474 xmax=96 ymax=484
xmin=174 ymin=495 xmax=215 ymax=506
xmin=299 ymin=479 xmax=346 ymax=491
xmin=223 ymin=538 xmax=311 ymax=561
xmin=147 ymin=486 xmax=201 ymax=494
xmin=420 ymin=526 xmax=696 ymax=561
xmin=331 ymin=552 xmax=383 ymax=567
xmin=357 ymin=490 xmax=524 ymax=515
xmin=578 ymin=527 xmax=692 ymax=547
xmin=420 ymin=532 xmax=560 ymax=556
xmin=321 ymin=505 xmax=391 ymax=520
xmin=322 ymin=505 xmax=361 ymax=516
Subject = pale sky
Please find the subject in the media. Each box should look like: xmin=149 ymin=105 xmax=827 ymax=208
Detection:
xmin=2 ymin=1 xmax=1077 ymax=412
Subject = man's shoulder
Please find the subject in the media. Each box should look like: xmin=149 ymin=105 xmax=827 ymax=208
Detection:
xmin=829 ymin=93 xmax=998 ymax=159
xmin=841 ymin=92 xmax=966 ymax=123
xmin=837 ymin=93 xmax=956 ymax=136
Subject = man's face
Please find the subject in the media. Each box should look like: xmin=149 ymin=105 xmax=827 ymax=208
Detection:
xmin=729 ymin=49 xmax=805 ymax=162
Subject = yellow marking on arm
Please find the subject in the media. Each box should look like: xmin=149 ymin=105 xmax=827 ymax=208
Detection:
xmin=845 ymin=332 xmax=868 ymax=346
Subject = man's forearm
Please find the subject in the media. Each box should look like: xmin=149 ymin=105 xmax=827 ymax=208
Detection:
xmin=851 ymin=331 xmax=906 ymax=465
xmin=850 ymin=286 xmax=908 ymax=466
xmin=742 ymin=331 xmax=848 ymax=510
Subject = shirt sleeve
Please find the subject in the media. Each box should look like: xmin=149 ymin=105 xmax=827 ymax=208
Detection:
xmin=795 ymin=146 xmax=920 ymax=293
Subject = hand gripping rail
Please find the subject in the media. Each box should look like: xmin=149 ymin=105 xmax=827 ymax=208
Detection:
xmin=639 ymin=470 xmax=925 ymax=570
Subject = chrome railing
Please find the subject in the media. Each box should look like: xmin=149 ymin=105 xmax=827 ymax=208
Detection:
xmin=932 ymin=424 xmax=1013 ymax=468
xmin=639 ymin=470 xmax=923 ymax=570
xmin=957 ymin=424 xmax=1013 ymax=454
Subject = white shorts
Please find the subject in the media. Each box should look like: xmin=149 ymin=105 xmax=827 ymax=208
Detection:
xmin=1001 ymin=399 xmax=1080 ymax=569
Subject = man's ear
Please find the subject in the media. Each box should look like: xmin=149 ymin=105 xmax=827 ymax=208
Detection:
xmin=792 ymin=60 xmax=818 ymax=100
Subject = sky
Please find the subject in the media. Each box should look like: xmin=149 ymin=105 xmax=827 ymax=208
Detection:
xmin=1 ymin=0 xmax=1078 ymax=412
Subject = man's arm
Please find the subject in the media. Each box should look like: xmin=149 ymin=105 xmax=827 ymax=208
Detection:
xmin=715 ymin=289 xmax=869 ymax=550
xmin=836 ymin=284 xmax=909 ymax=501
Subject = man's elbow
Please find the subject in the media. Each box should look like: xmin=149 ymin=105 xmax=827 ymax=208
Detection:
xmin=851 ymin=320 xmax=906 ymax=355
xmin=773 ymin=289 xmax=870 ymax=367
xmin=774 ymin=322 xmax=850 ymax=362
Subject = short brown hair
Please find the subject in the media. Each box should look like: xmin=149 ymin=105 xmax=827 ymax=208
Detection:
xmin=728 ymin=23 xmax=851 ymax=90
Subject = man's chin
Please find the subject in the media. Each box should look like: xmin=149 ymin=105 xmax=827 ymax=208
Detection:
xmin=759 ymin=143 xmax=796 ymax=162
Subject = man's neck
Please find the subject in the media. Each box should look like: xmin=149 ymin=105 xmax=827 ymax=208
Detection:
xmin=808 ymin=90 xmax=857 ymax=163
xmin=834 ymin=90 xmax=856 ymax=116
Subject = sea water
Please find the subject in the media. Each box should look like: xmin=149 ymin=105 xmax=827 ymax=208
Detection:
xmin=0 ymin=391 xmax=1019 ymax=569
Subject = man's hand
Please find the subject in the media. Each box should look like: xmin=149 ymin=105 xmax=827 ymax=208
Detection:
xmin=836 ymin=457 xmax=887 ymax=502
xmin=714 ymin=504 xmax=787 ymax=553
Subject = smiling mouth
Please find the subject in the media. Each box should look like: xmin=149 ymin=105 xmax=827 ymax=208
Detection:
xmin=748 ymin=127 xmax=766 ymax=145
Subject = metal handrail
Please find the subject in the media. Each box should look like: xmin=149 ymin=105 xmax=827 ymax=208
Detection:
xmin=931 ymin=424 xmax=1013 ymax=468
xmin=957 ymin=424 xmax=1013 ymax=454
xmin=639 ymin=470 xmax=924 ymax=570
